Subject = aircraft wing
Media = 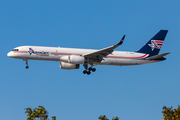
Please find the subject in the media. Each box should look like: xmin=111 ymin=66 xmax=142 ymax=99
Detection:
xmin=82 ymin=35 xmax=125 ymax=62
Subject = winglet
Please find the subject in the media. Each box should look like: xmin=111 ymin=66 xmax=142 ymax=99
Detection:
xmin=117 ymin=35 xmax=126 ymax=45
xmin=83 ymin=35 xmax=126 ymax=58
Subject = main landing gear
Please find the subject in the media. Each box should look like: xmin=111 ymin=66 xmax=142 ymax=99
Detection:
xmin=83 ymin=67 xmax=96 ymax=75
xmin=83 ymin=65 xmax=96 ymax=75
xmin=24 ymin=59 xmax=29 ymax=69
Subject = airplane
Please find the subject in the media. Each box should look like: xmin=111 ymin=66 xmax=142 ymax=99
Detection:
xmin=7 ymin=30 xmax=170 ymax=75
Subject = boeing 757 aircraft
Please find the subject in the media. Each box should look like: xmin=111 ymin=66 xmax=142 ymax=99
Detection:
xmin=7 ymin=30 xmax=170 ymax=75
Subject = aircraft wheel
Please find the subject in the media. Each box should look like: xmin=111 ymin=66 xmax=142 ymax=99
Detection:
xmin=83 ymin=70 xmax=87 ymax=74
xmin=26 ymin=66 xmax=29 ymax=69
xmin=87 ymin=71 xmax=91 ymax=75
xmin=92 ymin=68 xmax=96 ymax=72
xmin=88 ymin=67 xmax=92 ymax=71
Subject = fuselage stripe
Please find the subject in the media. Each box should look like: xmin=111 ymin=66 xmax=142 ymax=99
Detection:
xmin=13 ymin=51 xmax=149 ymax=59
xmin=13 ymin=51 xmax=28 ymax=53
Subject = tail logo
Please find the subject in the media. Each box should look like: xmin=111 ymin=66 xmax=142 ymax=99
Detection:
xmin=148 ymin=40 xmax=164 ymax=51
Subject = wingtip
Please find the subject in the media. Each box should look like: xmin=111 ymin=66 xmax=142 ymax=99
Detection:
xmin=122 ymin=35 xmax=126 ymax=40
xmin=166 ymin=52 xmax=171 ymax=55
xmin=117 ymin=35 xmax=126 ymax=45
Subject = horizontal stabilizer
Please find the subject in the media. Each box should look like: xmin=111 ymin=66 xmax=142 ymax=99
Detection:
xmin=146 ymin=52 xmax=170 ymax=60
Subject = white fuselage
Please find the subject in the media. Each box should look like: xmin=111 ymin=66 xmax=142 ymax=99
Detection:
xmin=7 ymin=46 xmax=159 ymax=66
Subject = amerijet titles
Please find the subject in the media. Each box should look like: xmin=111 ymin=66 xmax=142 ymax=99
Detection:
xmin=28 ymin=48 xmax=49 ymax=56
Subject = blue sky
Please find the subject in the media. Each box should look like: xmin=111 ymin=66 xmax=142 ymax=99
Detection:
xmin=0 ymin=0 xmax=180 ymax=120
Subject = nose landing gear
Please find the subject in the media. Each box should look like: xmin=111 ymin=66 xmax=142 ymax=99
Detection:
xmin=24 ymin=59 xmax=29 ymax=69
xmin=26 ymin=65 xmax=29 ymax=69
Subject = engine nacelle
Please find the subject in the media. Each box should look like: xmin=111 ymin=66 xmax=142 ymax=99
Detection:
xmin=60 ymin=62 xmax=80 ymax=70
xmin=59 ymin=55 xmax=85 ymax=64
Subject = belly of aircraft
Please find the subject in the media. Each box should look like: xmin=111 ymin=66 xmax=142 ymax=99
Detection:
xmin=97 ymin=58 xmax=152 ymax=66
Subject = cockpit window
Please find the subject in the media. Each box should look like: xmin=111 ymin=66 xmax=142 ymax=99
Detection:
xmin=12 ymin=49 xmax=19 ymax=51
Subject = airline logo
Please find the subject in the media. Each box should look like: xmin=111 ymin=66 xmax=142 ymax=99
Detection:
xmin=28 ymin=48 xmax=49 ymax=56
xmin=148 ymin=40 xmax=164 ymax=51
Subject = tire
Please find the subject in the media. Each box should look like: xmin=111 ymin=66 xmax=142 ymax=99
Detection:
xmin=83 ymin=70 xmax=87 ymax=74
xmin=88 ymin=67 xmax=92 ymax=71
xmin=87 ymin=71 xmax=91 ymax=75
xmin=92 ymin=68 xmax=96 ymax=72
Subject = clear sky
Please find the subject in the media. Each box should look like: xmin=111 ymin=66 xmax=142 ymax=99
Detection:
xmin=0 ymin=0 xmax=180 ymax=120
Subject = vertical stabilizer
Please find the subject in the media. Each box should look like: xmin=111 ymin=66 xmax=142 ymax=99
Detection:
xmin=137 ymin=30 xmax=168 ymax=57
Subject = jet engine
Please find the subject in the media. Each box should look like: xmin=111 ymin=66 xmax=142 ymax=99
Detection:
xmin=60 ymin=62 xmax=80 ymax=70
xmin=59 ymin=55 xmax=85 ymax=64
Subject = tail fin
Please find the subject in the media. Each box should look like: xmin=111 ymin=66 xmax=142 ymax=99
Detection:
xmin=137 ymin=30 xmax=168 ymax=57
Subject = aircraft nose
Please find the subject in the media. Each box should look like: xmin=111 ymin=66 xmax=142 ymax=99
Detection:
xmin=7 ymin=51 xmax=13 ymax=57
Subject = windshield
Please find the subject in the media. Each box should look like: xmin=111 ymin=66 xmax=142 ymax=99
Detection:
xmin=12 ymin=49 xmax=19 ymax=51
